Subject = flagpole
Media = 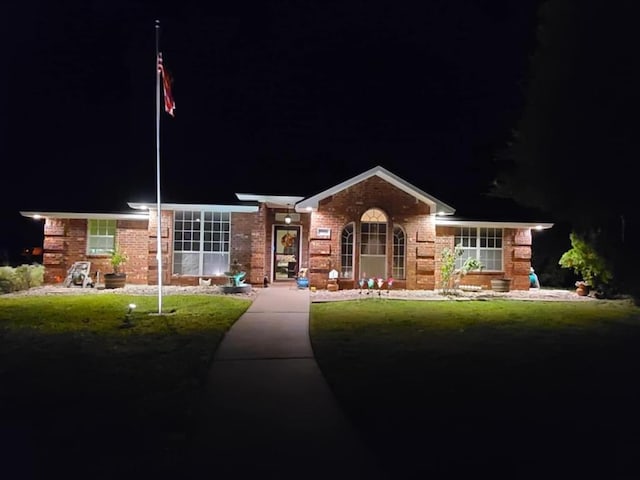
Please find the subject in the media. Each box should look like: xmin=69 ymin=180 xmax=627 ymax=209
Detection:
xmin=155 ymin=20 xmax=163 ymax=314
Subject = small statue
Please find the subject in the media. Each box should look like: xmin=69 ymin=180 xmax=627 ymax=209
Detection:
xmin=225 ymin=259 xmax=246 ymax=287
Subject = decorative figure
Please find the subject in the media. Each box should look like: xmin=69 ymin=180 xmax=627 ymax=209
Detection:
xmin=231 ymin=271 xmax=246 ymax=287
xmin=367 ymin=277 xmax=374 ymax=294
xmin=358 ymin=277 xmax=365 ymax=294
xmin=221 ymin=259 xmax=251 ymax=293
xmin=281 ymin=231 xmax=296 ymax=255
xmin=529 ymin=267 xmax=540 ymax=289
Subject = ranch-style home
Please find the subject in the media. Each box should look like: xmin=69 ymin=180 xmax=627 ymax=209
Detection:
xmin=20 ymin=166 xmax=553 ymax=291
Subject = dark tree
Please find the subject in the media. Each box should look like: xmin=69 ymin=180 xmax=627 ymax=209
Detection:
xmin=493 ymin=0 xmax=640 ymax=297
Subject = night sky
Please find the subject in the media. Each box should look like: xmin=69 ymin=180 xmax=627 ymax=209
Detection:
xmin=1 ymin=0 xmax=543 ymax=264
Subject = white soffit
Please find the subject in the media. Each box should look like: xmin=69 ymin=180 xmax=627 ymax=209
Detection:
xmin=128 ymin=202 xmax=259 ymax=213
xmin=234 ymin=194 xmax=305 ymax=208
xmin=20 ymin=211 xmax=150 ymax=221
xmin=435 ymin=218 xmax=554 ymax=230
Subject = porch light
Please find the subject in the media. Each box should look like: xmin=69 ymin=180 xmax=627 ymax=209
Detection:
xmin=284 ymin=204 xmax=292 ymax=224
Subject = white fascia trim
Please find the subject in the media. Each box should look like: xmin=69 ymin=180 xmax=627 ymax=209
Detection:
xmin=435 ymin=218 xmax=554 ymax=230
xmin=128 ymin=202 xmax=259 ymax=213
xmin=20 ymin=211 xmax=149 ymax=221
xmin=296 ymin=165 xmax=456 ymax=214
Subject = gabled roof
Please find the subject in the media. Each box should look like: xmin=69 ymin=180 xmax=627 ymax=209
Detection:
xmin=295 ymin=165 xmax=456 ymax=215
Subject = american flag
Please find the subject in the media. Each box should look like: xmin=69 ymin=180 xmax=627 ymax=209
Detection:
xmin=157 ymin=52 xmax=175 ymax=117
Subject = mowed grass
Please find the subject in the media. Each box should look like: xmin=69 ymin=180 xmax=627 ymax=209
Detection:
xmin=0 ymin=294 xmax=251 ymax=480
xmin=310 ymin=299 xmax=640 ymax=480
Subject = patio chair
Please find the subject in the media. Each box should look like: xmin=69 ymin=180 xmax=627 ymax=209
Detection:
xmin=62 ymin=261 xmax=94 ymax=288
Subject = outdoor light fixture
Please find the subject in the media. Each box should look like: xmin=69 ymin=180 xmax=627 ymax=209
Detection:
xmin=284 ymin=204 xmax=292 ymax=224
xmin=121 ymin=303 xmax=137 ymax=329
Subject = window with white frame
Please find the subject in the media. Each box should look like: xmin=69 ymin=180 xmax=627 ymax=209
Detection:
xmin=87 ymin=219 xmax=116 ymax=255
xmin=340 ymin=223 xmax=354 ymax=278
xmin=454 ymin=227 xmax=503 ymax=271
xmin=173 ymin=210 xmax=230 ymax=275
xmin=392 ymin=225 xmax=406 ymax=279
xmin=360 ymin=208 xmax=387 ymax=278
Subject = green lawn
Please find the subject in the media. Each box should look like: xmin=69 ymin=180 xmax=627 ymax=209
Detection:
xmin=310 ymin=299 xmax=640 ymax=480
xmin=0 ymin=294 xmax=251 ymax=480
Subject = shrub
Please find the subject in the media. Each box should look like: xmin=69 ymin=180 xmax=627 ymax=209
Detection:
xmin=0 ymin=264 xmax=44 ymax=294
xmin=559 ymin=232 xmax=612 ymax=288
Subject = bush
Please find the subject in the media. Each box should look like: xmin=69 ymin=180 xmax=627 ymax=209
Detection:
xmin=0 ymin=264 xmax=44 ymax=294
xmin=559 ymin=232 xmax=612 ymax=288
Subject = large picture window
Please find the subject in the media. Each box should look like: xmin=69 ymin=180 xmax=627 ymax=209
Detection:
xmin=87 ymin=219 xmax=116 ymax=255
xmin=455 ymin=227 xmax=503 ymax=271
xmin=173 ymin=211 xmax=230 ymax=275
xmin=340 ymin=223 xmax=354 ymax=278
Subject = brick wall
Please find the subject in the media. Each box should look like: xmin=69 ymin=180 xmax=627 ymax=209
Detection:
xmin=232 ymin=211 xmax=260 ymax=285
xmin=41 ymin=217 xmax=149 ymax=285
xmin=307 ymin=176 xmax=436 ymax=289
xmin=147 ymin=210 xmax=172 ymax=285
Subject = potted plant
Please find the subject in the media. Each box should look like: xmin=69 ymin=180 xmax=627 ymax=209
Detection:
xmin=104 ymin=247 xmax=128 ymax=289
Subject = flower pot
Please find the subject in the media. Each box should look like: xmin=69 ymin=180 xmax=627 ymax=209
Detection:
xmin=104 ymin=273 xmax=126 ymax=289
xmin=576 ymin=285 xmax=590 ymax=296
xmin=491 ymin=278 xmax=511 ymax=292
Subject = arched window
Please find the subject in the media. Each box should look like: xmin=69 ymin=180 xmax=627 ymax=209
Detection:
xmin=393 ymin=225 xmax=406 ymax=279
xmin=340 ymin=223 xmax=354 ymax=278
xmin=360 ymin=208 xmax=387 ymax=278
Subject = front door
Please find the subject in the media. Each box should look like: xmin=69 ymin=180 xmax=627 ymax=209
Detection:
xmin=274 ymin=226 xmax=300 ymax=281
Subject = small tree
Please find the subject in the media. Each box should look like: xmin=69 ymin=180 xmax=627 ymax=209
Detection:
xmin=558 ymin=232 xmax=612 ymax=288
xmin=440 ymin=245 xmax=460 ymax=293
xmin=109 ymin=247 xmax=128 ymax=274
xmin=440 ymin=244 xmax=483 ymax=293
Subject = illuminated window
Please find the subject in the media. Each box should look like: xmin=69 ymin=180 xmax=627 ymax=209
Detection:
xmin=360 ymin=208 xmax=387 ymax=278
xmin=455 ymin=227 xmax=503 ymax=271
xmin=392 ymin=226 xmax=406 ymax=279
xmin=340 ymin=223 xmax=354 ymax=278
xmin=173 ymin=211 xmax=230 ymax=275
xmin=87 ymin=219 xmax=116 ymax=255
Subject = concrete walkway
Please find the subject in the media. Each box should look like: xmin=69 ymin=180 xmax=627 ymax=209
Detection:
xmin=189 ymin=284 xmax=385 ymax=479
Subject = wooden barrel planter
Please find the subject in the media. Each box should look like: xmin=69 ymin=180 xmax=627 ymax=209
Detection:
xmin=491 ymin=278 xmax=511 ymax=292
xmin=104 ymin=273 xmax=127 ymax=289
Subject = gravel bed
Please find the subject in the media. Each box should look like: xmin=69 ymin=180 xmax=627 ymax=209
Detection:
xmin=2 ymin=285 xmax=595 ymax=302
xmin=309 ymin=287 xmax=597 ymax=302
xmin=0 ymin=284 xmax=258 ymax=299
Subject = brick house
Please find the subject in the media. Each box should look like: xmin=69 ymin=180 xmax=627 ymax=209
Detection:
xmin=21 ymin=166 xmax=552 ymax=290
